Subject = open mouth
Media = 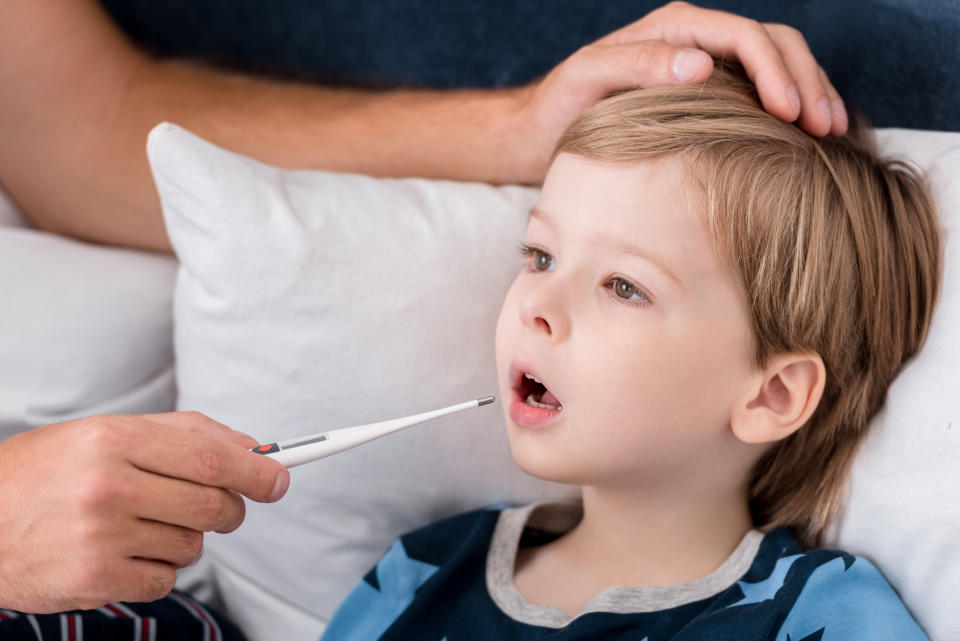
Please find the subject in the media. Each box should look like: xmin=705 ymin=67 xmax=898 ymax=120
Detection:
xmin=515 ymin=371 xmax=563 ymax=411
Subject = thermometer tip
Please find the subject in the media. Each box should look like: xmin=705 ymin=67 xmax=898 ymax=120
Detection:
xmin=478 ymin=395 xmax=495 ymax=406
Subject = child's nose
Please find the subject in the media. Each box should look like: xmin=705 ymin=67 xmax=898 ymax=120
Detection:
xmin=518 ymin=286 xmax=570 ymax=342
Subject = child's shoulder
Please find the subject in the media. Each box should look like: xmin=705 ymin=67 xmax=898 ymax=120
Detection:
xmin=396 ymin=503 xmax=514 ymax=567
xmin=401 ymin=503 xmax=513 ymax=542
xmin=743 ymin=527 xmax=927 ymax=640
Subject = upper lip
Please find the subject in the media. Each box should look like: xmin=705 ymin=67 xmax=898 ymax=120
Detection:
xmin=509 ymin=359 xmax=557 ymax=400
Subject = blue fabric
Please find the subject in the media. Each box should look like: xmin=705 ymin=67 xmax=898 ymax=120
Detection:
xmin=774 ymin=556 xmax=930 ymax=641
xmin=730 ymin=553 xmax=804 ymax=606
xmin=319 ymin=506 xmax=929 ymax=641
xmin=322 ymin=538 xmax=440 ymax=641
xmin=99 ymin=0 xmax=959 ymax=131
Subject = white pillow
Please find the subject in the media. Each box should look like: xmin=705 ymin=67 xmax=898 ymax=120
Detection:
xmin=826 ymin=141 xmax=960 ymax=641
xmin=148 ymin=122 xmax=960 ymax=641
xmin=147 ymin=123 xmax=578 ymax=641
xmin=0 ymin=184 xmax=30 ymax=228
xmin=0 ymin=225 xmax=178 ymax=441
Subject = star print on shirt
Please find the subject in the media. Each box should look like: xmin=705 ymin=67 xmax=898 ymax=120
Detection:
xmin=728 ymin=554 xmax=804 ymax=607
xmin=321 ymin=539 xmax=440 ymax=641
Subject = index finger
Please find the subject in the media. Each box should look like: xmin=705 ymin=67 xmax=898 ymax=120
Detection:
xmin=141 ymin=410 xmax=260 ymax=449
xmin=126 ymin=416 xmax=289 ymax=503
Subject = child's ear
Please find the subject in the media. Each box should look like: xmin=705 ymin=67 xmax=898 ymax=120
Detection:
xmin=730 ymin=352 xmax=826 ymax=444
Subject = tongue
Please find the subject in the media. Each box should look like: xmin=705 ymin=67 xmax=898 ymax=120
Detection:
xmin=540 ymin=389 xmax=561 ymax=406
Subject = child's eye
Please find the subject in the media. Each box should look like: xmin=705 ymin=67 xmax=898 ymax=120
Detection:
xmin=606 ymin=277 xmax=651 ymax=306
xmin=517 ymin=242 xmax=556 ymax=272
xmin=517 ymin=243 xmax=651 ymax=307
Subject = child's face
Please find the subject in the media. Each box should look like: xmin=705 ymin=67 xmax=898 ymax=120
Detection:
xmin=494 ymin=153 xmax=759 ymax=488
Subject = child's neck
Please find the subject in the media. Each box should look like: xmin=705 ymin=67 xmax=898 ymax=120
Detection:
xmin=514 ymin=481 xmax=754 ymax=618
xmin=570 ymin=483 xmax=753 ymax=585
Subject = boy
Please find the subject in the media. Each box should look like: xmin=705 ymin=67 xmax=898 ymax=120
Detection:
xmin=321 ymin=63 xmax=940 ymax=640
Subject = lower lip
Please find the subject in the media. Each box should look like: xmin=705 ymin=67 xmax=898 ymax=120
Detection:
xmin=509 ymin=388 xmax=563 ymax=428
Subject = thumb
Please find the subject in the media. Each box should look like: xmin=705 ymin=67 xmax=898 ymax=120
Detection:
xmin=569 ymin=40 xmax=713 ymax=98
xmin=570 ymin=41 xmax=713 ymax=94
xmin=520 ymin=40 xmax=714 ymax=182
xmin=670 ymin=47 xmax=715 ymax=84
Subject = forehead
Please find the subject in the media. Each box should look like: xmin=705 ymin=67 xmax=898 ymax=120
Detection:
xmin=538 ymin=153 xmax=699 ymax=234
xmin=535 ymin=154 xmax=719 ymax=290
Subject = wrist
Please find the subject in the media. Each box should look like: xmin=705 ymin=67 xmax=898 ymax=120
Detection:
xmin=497 ymin=83 xmax=550 ymax=186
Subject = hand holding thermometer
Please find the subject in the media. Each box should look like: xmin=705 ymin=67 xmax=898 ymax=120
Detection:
xmin=250 ymin=396 xmax=496 ymax=468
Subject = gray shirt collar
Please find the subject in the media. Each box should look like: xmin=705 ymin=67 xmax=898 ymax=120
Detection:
xmin=485 ymin=501 xmax=764 ymax=628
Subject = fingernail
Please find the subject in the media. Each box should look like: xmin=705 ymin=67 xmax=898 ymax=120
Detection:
xmin=831 ymin=99 xmax=847 ymax=131
xmin=269 ymin=468 xmax=290 ymax=502
xmin=786 ymin=86 xmax=801 ymax=118
xmin=816 ymin=97 xmax=832 ymax=129
xmin=672 ymin=49 xmax=708 ymax=83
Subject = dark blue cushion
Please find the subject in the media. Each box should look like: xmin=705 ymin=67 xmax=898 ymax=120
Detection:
xmin=99 ymin=0 xmax=960 ymax=131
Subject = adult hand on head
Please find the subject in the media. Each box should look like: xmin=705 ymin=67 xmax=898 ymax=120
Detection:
xmin=0 ymin=411 xmax=289 ymax=613
xmin=516 ymin=0 xmax=847 ymax=181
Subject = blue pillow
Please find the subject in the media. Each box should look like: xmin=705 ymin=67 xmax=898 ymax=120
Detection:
xmin=101 ymin=0 xmax=959 ymax=131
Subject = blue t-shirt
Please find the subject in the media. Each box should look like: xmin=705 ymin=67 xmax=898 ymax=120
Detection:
xmin=321 ymin=502 xmax=927 ymax=641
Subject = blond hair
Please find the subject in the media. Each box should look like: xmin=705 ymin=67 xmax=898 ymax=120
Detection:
xmin=554 ymin=63 xmax=942 ymax=547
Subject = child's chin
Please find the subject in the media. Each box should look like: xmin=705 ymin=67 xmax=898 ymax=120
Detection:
xmin=508 ymin=442 xmax=585 ymax=487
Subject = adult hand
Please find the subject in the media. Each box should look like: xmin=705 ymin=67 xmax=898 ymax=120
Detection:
xmin=0 ymin=411 xmax=289 ymax=612
xmin=516 ymin=0 xmax=847 ymax=180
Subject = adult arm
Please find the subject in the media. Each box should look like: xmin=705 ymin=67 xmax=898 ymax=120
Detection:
xmin=0 ymin=0 xmax=845 ymax=253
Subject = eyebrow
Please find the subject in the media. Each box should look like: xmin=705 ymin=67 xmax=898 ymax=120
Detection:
xmin=529 ymin=207 xmax=684 ymax=288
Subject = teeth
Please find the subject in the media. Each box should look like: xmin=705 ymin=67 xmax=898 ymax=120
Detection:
xmin=526 ymin=393 xmax=562 ymax=411
xmin=524 ymin=373 xmax=542 ymax=384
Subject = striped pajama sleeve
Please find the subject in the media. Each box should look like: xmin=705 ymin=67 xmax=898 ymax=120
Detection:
xmin=0 ymin=590 xmax=245 ymax=641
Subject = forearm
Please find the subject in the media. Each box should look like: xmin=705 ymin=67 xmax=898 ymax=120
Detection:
xmin=97 ymin=62 xmax=531 ymax=252
xmin=133 ymin=61 xmax=533 ymax=184
xmin=0 ymin=0 xmax=533 ymax=253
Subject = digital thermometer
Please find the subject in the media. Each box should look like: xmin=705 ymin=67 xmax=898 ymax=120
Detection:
xmin=251 ymin=396 xmax=495 ymax=468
